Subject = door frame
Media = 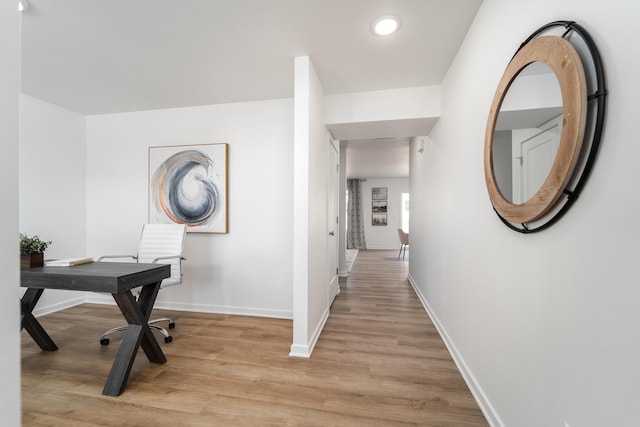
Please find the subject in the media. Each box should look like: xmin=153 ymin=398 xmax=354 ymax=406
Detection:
xmin=327 ymin=139 xmax=340 ymax=305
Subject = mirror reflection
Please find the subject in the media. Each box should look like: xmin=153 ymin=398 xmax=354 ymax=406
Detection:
xmin=492 ymin=61 xmax=563 ymax=204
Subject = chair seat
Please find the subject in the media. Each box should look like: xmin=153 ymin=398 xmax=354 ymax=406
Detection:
xmin=397 ymin=228 xmax=409 ymax=261
xmin=98 ymin=224 xmax=186 ymax=346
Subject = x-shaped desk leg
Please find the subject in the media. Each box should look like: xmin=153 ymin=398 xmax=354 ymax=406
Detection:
xmin=21 ymin=288 xmax=58 ymax=351
xmin=103 ymin=281 xmax=166 ymax=396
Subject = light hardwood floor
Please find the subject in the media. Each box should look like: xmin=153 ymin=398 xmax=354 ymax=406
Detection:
xmin=22 ymin=250 xmax=487 ymax=426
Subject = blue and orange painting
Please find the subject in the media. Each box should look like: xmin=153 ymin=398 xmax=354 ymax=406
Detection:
xmin=149 ymin=144 xmax=228 ymax=233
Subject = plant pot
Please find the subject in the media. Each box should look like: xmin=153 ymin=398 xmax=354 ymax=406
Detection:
xmin=21 ymin=253 xmax=44 ymax=269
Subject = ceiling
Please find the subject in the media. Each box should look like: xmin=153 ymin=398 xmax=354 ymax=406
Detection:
xmin=20 ymin=0 xmax=483 ymax=176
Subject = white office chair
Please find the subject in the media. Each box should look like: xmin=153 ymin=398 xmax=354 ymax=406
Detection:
xmin=96 ymin=223 xmax=187 ymax=345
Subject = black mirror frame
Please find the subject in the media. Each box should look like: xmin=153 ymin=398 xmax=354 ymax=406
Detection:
xmin=484 ymin=21 xmax=607 ymax=233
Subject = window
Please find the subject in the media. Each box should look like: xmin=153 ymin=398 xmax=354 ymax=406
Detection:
xmin=401 ymin=193 xmax=410 ymax=232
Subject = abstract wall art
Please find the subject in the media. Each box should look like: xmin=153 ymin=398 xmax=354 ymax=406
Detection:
xmin=149 ymin=143 xmax=228 ymax=233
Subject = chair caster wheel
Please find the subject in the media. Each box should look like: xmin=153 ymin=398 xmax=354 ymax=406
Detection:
xmin=100 ymin=338 xmax=110 ymax=346
xmin=168 ymin=322 xmax=176 ymax=329
xmin=165 ymin=336 xmax=173 ymax=343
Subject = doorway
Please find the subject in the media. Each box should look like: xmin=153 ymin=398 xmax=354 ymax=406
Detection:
xmin=327 ymin=141 xmax=340 ymax=305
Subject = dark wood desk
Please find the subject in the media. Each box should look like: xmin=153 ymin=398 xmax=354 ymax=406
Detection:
xmin=21 ymin=262 xmax=171 ymax=396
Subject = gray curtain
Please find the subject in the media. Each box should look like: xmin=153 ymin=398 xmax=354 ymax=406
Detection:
xmin=347 ymin=179 xmax=367 ymax=249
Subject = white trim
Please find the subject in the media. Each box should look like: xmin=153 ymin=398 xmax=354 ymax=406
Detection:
xmin=407 ymin=273 xmax=503 ymax=427
xmin=83 ymin=293 xmax=293 ymax=319
xmin=83 ymin=293 xmax=114 ymax=305
xmin=289 ymin=343 xmax=311 ymax=358
xmin=31 ymin=293 xmax=293 ymax=320
xmin=31 ymin=296 xmax=87 ymax=317
xmin=154 ymin=301 xmax=292 ymax=320
xmin=289 ymin=306 xmax=330 ymax=358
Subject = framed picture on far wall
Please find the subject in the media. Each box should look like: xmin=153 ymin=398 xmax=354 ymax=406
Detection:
xmin=372 ymin=200 xmax=387 ymax=213
xmin=372 ymin=213 xmax=387 ymax=226
xmin=372 ymin=187 xmax=387 ymax=200
xmin=149 ymin=143 xmax=228 ymax=234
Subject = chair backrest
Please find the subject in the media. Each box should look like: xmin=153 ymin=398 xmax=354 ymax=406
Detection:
xmin=397 ymin=228 xmax=409 ymax=245
xmin=137 ymin=223 xmax=187 ymax=288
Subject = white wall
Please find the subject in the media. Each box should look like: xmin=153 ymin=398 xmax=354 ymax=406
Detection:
xmin=85 ymin=99 xmax=294 ymax=318
xmin=291 ymin=56 xmax=331 ymax=357
xmin=19 ymin=94 xmax=87 ymax=314
xmin=0 ymin=4 xmax=22 ymax=425
xmin=361 ymin=178 xmax=409 ymax=250
xmin=325 ymin=86 xmax=441 ymax=124
xmin=346 ymin=142 xmax=409 ymax=178
xmin=409 ymin=0 xmax=640 ymax=426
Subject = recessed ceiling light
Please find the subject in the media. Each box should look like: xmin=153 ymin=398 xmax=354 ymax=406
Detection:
xmin=372 ymin=15 xmax=400 ymax=36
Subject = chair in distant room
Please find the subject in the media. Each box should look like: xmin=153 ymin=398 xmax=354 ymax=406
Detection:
xmin=397 ymin=228 xmax=409 ymax=261
xmin=96 ymin=223 xmax=187 ymax=345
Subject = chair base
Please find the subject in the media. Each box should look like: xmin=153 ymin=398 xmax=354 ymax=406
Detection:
xmin=398 ymin=244 xmax=408 ymax=260
xmin=99 ymin=318 xmax=175 ymax=346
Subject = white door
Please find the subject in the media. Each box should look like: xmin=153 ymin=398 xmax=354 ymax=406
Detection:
xmin=513 ymin=115 xmax=562 ymax=203
xmin=327 ymin=142 xmax=340 ymax=305
xmin=522 ymin=126 xmax=559 ymax=200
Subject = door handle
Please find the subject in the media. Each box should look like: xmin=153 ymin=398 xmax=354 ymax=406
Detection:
xmin=329 ymin=231 xmax=335 ymax=236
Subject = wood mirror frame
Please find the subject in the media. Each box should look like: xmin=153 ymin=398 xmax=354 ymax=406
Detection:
xmin=482 ymin=17 xmax=613 ymax=234
xmin=484 ymin=35 xmax=587 ymax=224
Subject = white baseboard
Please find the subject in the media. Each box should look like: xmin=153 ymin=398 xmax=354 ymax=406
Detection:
xmin=364 ymin=245 xmax=398 ymax=250
xmin=84 ymin=293 xmax=114 ymax=306
xmin=32 ymin=296 xmax=87 ymax=317
xmin=289 ymin=306 xmax=330 ymax=358
xmin=155 ymin=301 xmax=293 ymax=320
xmin=64 ymin=293 xmax=294 ymax=320
xmin=407 ymin=273 xmax=503 ymax=427
xmin=289 ymin=343 xmax=311 ymax=358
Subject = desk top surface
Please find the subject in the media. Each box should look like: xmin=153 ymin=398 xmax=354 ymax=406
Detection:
xmin=21 ymin=262 xmax=171 ymax=293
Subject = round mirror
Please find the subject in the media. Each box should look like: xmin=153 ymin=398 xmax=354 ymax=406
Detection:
xmin=492 ymin=61 xmax=564 ymax=205
xmin=483 ymin=20 xmax=607 ymax=233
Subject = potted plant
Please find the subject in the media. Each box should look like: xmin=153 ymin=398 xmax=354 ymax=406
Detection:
xmin=20 ymin=233 xmax=52 ymax=269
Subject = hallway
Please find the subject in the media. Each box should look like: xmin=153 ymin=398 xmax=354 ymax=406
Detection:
xmin=318 ymin=249 xmax=488 ymax=425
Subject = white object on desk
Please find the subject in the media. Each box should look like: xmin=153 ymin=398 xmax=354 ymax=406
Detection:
xmin=44 ymin=257 xmax=94 ymax=267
